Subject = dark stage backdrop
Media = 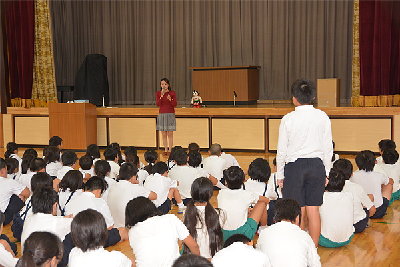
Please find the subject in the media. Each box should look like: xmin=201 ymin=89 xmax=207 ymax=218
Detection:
xmin=49 ymin=0 xmax=353 ymax=105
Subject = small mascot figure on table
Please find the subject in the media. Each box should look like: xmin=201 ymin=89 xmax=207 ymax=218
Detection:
xmin=191 ymin=90 xmax=202 ymax=108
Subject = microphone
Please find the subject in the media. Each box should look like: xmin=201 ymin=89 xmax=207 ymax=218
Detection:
xmin=233 ymin=91 xmax=237 ymax=97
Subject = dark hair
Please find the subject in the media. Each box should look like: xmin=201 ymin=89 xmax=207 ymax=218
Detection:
xmin=61 ymin=151 xmax=78 ymax=167
xmin=44 ymin=146 xmax=60 ymax=164
xmin=188 ymin=143 xmax=200 ymax=152
xmin=152 ymin=161 xmax=169 ymax=175
xmin=160 ymin=77 xmax=171 ymax=91
xmin=188 ymin=151 xmax=202 ymax=168
xmin=291 ymin=78 xmax=316 ymax=105
xmin=5 ymin=158 xmax=19 ymax=174
xmin=174 ymin=149 xmax=188 ymax=165
xmin=31 ymin=173 xmax=53 ymax=193
xmin=332 ymin=159 xmax=353 ymax=180
xmin=273 ymin=157 xmax=276 ymax=166
xmin=183 ymin=178 xmax=223 ymax=257
xmin=86 ymin=144 xmax=100 ymax=159
xmin=59 ymin=170 xmax=83 ymax=193
xmin=84 ymin=176 xmax=106 ymax=194
xmin=125 ymin=154 xmax=140 ymax=167
xmin=248 ymin=158 xmax=271 ymax=183
xmin=0 ymin=211 xmax=5 ymax=225
xmin=108 ymin=143 xmax=123 ymax=165
xmin=274 ymin=198 xmax=301 ymax=224
xmin=79 ymin=155 xmax=93 ymax=170
xmin=17 ymin=232 xmax=63 ymax=267
xmin=49 ymin=136 xmax=63 ymax=147
xmin=32 ymin=187 xmax=59 ymax=214
xmin=104 ymin=148 xmax=118 ymax=161
xmin=119 ymin=162 xmax=138 ymax=181
xmin=125 ymin=197 xmax=162 ymax=229
xmin=71 ymin=209 xmax=107 ymax=252
xmin=378 ymin=139 xmax=396 ymax=152
xmin=223 ymin=166 xmax=245 ymax=189
xmin=0 ymin=158 xmax=6 ymax=172
xmin=30 ymin=158 xmax=46 ymax=173
xmin=94 ymin=160 xmax=111 ymax=178
xmin=168 ymin=146 xmax=183 ymax=163
xmin=331 ymin=141 xmax=336 ymax=162
xmin=209 ymin=143 xmax=222 ymax=155
xmin=326 ymin=168 xmax=345 ymax=192
xmin=223 ymin=234 xmax=251 ymax=248
xmin=21 ymin=154 xmax=35 ymax=174
xmin=172 ymin=254 xmax=213 ymax=267
xmin=382 ymin=148 xmax=399 ymax=165
xmin=144 ymin=150 xmax=158 ymax=174
xmin=355 ymin=150 xmax=376 ymax=172
xmin=23 ymin=148 xmax=38 ymax=158
xmin=5 ymin=142 xmax=18 ymax=158
xmin=124 ymin=146 xmax=138 ymax=157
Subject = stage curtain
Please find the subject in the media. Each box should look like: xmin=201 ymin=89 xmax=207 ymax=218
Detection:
xmin=32 ymin=0 xmax=57 ymax=107
xmin=49 ymin=0 xmax=354 ymax=105
xmin=353 ymin=0 xmax=400 ymax=107
xmin=5 ymin=0 xmax=35 ymax=107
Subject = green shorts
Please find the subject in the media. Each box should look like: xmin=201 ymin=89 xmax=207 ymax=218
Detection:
xmin=319 ymin=233 xmax=354 ymax=248
xmin=222 ymin=218 xmax=258 ymax=242
xmin=389 ymin=190 xmax=400 ymax=206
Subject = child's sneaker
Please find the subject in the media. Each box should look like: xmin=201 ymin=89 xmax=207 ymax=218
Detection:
xmin=178 ymin=206 xmax=186 ymax=214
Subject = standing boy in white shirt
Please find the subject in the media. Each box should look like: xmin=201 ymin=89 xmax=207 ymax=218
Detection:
xmin=276 ymin=79 xmax=333 ymax=246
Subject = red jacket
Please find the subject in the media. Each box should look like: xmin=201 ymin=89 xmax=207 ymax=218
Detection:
xmin=156 ymin=90 xmax=177 ymax=113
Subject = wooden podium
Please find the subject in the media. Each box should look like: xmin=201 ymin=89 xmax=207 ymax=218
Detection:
xmin=49 ymin=103 xmax=97 ymax=150
xmin=190 ymin=66 xmax=260 ymax=104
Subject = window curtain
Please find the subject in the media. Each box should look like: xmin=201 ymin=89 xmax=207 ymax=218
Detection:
xmin=353 ymin=0 xmax=400 ymax=107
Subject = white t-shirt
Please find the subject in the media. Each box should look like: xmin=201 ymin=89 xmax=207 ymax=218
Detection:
xmin=19 ymin=196 xmax=33 ymax=219
xmin=64 ymin=191 xmax=114 ymax=228
xmin=0 ymin=176 xmax=26 ymax=212
xmin=350 ymin=170 xmax=389 ymax=208
xmin=46 ymin=161 xmax=63 ymax=177
xmin=68 ymin=247 xmax=132 ymax=267
xmin=202 ymin=155 xmax=232 ymax=181
xmin=257 ymin=221 xmax=321 ymax=267
xmin=137 ymin=169 xmax=149 ymax=186
xmin=0 ymin=242 xmax=18 ymax=267
xmin=107 ymin=161 xmax=120 ymax=180
xmin=320 ymin=191 xmax=355 ymax=242
xmin=101 ymin=177 xmax=117 ymax=203
xmin=374 ymin=162 xmax=400 ymax=193
xmin=128 ymin=214 xmax=189 ymax=267
xmin=144 ymin=173 xmax=178 ymax=207
xmin=57 ymin=166 xmax=74 ymax=180
xmin=79 ymin=167 xmax=95 ymax=178
xmin=168 ymin=165 xmax=203 ymax=199
xmin=343 ymin=180 xmax=373 ymax=224
xmin=244 ymin=179 xmax=268 ymax=197
xmin=212 ymin=242 xmax=271 ymax=267
xmin=266 ymin=172 xmax=282 ymax=200
xmin=57 ymin=189 xmax=83 ymax=216
xmin=108 ymin=180 xmax=151 ymax=228
xmin=217 ymin=188 xmax=259 ymax=230
xmin=18 ymin=172 xmax=36 ymax=193
xmin=220 ymin=152 xmax=240 ymax=167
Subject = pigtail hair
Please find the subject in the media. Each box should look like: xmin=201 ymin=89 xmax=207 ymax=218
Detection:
xmin=16 ymin=251 xmax=35 ymax=267
xmin=205 ymin=201 xmax=223 ymax=256
xmin=182 ymin=200 xmax=200 ymax=254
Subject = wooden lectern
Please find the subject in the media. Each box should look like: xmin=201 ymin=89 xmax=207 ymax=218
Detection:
xmin=49 ymin=103 xmax=97 ymax=150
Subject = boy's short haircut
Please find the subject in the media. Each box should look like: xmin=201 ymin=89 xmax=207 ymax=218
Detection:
xmin=104 ymin=148 xmax=118 ymax=161
xmin=23 ymin=148 xmax=38 ymax=158
xmin=172 ymin=254 xmax=213 ymax=267
xmin=273 ymin=157 xmax=276 ymax=166
xmin=168 ymin=146 xmax=183 ymax=162
xmin=355 ymin=150 xmax=376 ymax=172
xmin=124 ymin=146 xmax=138 ymax=157
xmin=382 ymin=148 xmax=399 ymax=165
xmin=188 ymin=151 xmax=202 ymax=168
xmin=32 ymin=187 xmax=59 ymax=214
xmin=174 ymin=149 xmax=188 ymax=165
xmin=30 ymin=158 xmax=46 ymax=172
xmin=274 ymin=198 xmax=301 ymax=224
xmin=5 ymin=158 xmax=19 ymax=174
xmin=125 ymin=154 xmax=140 ymax=166
xmin=61 ymin=150 xmax=78 ymax=167
xmin=188 ymin=142 xmax=200 ymax=152
xmin=71 ymin=209 xmax=108 ymax=252
xmin=152 ymin=161 xmax=169 ymax=175
xmin=119 ymin=162 xmax=138 ymax=181
xmin=59 ymin=170 xmax=83 ymax=193
xmin=125 ymin=197 xmax=162 ymax=229
xmin=144 ymin=150 xmax=158 ymax=164
xmin=44 ymin=146 xmax=60 ymax=163
xmin=0 ymin=158 xmax=6 ymax=171
xmin=378 ymin=139 xmax=396 ymax=152
xmin=223 ymin=234 xmax=251 ymax=249
xmin=248 ymin=158 xmax=271 ymax=183
xmin=332 ymin=158 xmax=353 ymax=180
xmin=223 ymin=166 xmax=245 ymax=189
xmin=291 ymin=79 xmax=316 ymax=105
xmin=94 ymin=160 xmax=111 ymax=178
xmin=209 ymin=143 xmax=222 ymax=155
xmin=49 ymin=136 xmax=63 ymax=147
xmin=84 ymin=176 xmax=106 ymax=194
xmin=326 ymin=168 xmax=345 ymax=192
xmin=86 ymin=144 xmax=100 ymax=159
xmin=79 ymin=155 xmax=93 ymax=170
xmin=31 ymin=172 xmax=53 ymax=193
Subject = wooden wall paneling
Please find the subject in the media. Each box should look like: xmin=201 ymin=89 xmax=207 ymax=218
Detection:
xmin=0 ymin=114 xmax=3 ymax=147
xmin=109 ymin=118 xmax=157 ymax=148
xmin=394 ymin=115 xmax=400 ymax=149
xmin=3 ymin=114 xmax=13 ymax=145
xmin=14 ymin=117 xmax=49 ymax=145
xmin=97 ymin=118 xmax=107 ymax=147
xmin=268 ymin=119 xmax=281 ymax=151
xmin=247 ymin=69 xmax=259 ymax=101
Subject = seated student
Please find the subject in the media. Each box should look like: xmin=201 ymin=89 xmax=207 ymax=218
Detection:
xmin=58 ymin=170 xmax=84 ymax=216
xmin=202 ymin=143 xmax=232 ymax=189
xmin=350 ymin=150 xmax=393 ymax=219
xmin=220 ymin=149 xmax=241 ymax=168
xmin=0 ymin=211 xmax=19 ymax=267
xmin=23 ymin=148 xmax=38 ymax=159
xmin=212 ymin=234 xmax=271 ymax=267
xmin=109 ymin=142 xmax=125 ymax=165
xmin=5 ymin=158 xmax=19 ymax=180
xmin=264 ymin=158 xmax=282 ymax=226
xmin=45 ymin=146 xmax=62 ymax=179
xmin=86 ymin=144 xmax=101 ymax=165
xmin=19 ymin=158 xmax=46 ymax=193
xmin=69 ymin=209 xmax=133 ymax=267
xmin=78 ymin=155 xmax=94 ymax=183
xmin=167 ymin=146 xmax=183 ymax=170
xmin=334 ymin=159 xmax=376 ymax=233
xmin=376 ymin=139 xmax=397 ymax=165
xmin=17 ymin=231 xmax=63 ymax=267
xmin=125 ymin=197 xmax=200 ymax=267
xmin=257 ymin=199 xmax=321 ymax=267
xmin=144 ymin=161 xmax=186 ymax=214
xmin=0 ymin=158 xmax=30 ymax=225
xmin=108 ymin=163 xmax=157 ymax=228
xmin=125 ymin=154 xmax=148 ymax=186
xmin=94 ymin=160 xmax=116 ymax=202
xmin=20 ymin=154 xmax=35 ymax=178
xmin=104 ymin=148 xmax=120 ymax=180
xmin=173 ymin=254 xmax=212 ymax=267
xmin=143 ymin=149 xmax=158 ymax=174
xmin=49 ymin=135 xmax=63 ymax=159
xmin=21 ymin=187 xmax=73 ymax=250
xmin=319 ymin=169 xmax=354 ymax=247
xmin=124 ymin=146 xmax=144 ymax=169
xmin=188 ymin=142 xmax=201 ymax=153
xmin=56 ymin=150 xmax=78 ymax=183
xmin=5 ymin=142 xmax=22 ymax=178
xmin=330 ymin=141 xmax=340 ymax=168
xmin=188 ymin=151 xmax=219 ymax=186
xmin=168 ymin=149 xmax=203 ymax=205
xmin=217 ymin=166 xmax=269 ymax=242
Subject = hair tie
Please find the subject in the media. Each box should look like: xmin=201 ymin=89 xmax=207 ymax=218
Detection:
xmin=28 ymin=249 xmax=35 ymax=256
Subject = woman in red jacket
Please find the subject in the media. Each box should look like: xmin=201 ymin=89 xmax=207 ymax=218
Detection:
xmin=156 ymin=78 xmax=177 ymax=156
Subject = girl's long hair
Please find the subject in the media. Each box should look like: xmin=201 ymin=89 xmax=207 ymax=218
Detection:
xmin=183 ymin=178 xmax=223 ymax=257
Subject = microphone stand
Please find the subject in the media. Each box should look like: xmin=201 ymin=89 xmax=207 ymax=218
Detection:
xmin=232 ymin=91 xmax=238 ymax=107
